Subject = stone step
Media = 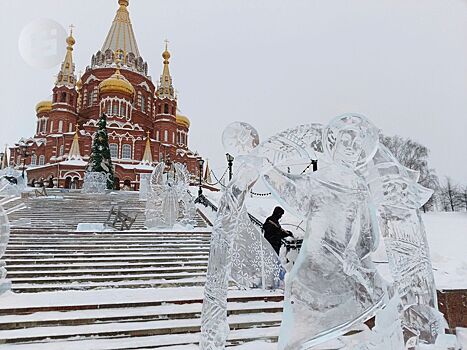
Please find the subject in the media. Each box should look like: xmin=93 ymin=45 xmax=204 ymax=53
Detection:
xmin=0 ymin=300 xmax=282 ymax=330
xmin=4 ymin=252 xmax=210 ymax=259
xmin=0 ymin=326 xmax=279 ymax=349
xmin=7 ymin=243 xmax=210 ymax=249
xmin=7 ymin=266 xmax=207 ymax=278
xmin=6 ymin=261 xmax=208 ymax=271
xmin=4 ymin=256 xmax=208 ymax=265
xmin=6 ymin=244 xmax=209 ymax=254
xmin=11 ymin=278 xmax=207 ymax=293
xmin=9 ymin=271 xmax=207 ymax=284
xmin=0 ymin=311 xmax=280 ymax=345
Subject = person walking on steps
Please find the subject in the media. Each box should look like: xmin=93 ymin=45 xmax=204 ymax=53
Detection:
xmin=263 ymin=206 xmax=294 ymax=255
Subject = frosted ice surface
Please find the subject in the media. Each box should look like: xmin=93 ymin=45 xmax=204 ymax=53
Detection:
xmin=81 ymin=172 xmax=107 ymax=194
xmin=222 ymin=121 xmax=259 ymax=157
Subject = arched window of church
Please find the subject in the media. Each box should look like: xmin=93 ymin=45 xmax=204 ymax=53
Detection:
xmin=122 ymin=144 xmax=132 ymax=159
xmin=17 ymin=155 xmax=21 ymax=166
xmin=69 ymin=123 xmax=73 ymax=133
xmin=164 ymin=103 xmax=169 ymax=114
xmin=36 ymin=121 xmax=40 ymax=134
xmin=164 ymin=130 xmax=168 ymax=142
xmin=59 ymin=145 xmax=64 ymax=156
xmin=156 ymin=130 xmax=159 ymax=141
xmin=107 ymin=102 xmax=112 ymax=115
xmin=38 ymin=155 xmax=45 ymax=166
xmin=30 ymin=154 xmax=37 ymax=166
xmin=141 ymin=96 xmax=146 ymax=113
xmin=172 ymin=132 xmax=175 ymax=143
xmin=50 ymin=120 xmax=54 ymax=133
xmin=109 ymin=143 xmax=118 ymax=158
xmin=60 ymin=92 xmax=67 ymax=103
xmin=113 ymin=102 xmax=118 ymax=115
xmin=88 ymin=92 xmax=93 ymax=106
xmin=58 ymin=120 xmax=63 ymax=133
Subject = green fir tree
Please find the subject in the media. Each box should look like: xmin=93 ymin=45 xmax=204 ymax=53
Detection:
xmin=87 ymin=114 xmax=115 ymax=189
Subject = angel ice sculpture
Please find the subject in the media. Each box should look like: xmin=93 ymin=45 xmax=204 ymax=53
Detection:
xmin=145 ymin=161 xmax=196 ymax=229
xmin=200 ymin=114 xmax=445 ymax=350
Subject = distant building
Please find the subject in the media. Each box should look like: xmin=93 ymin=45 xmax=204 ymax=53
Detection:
xmin=10 ymin=0 xmax=199 ymax=189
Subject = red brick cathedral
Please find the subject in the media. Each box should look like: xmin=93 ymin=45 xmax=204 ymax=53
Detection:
xmin=10 ymin=0 xmax=199 ymax=189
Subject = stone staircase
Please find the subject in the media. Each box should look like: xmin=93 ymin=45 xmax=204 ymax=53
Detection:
xmin=0 ymin=190 xmax=283 ymax=349
xmin=6 ymin=190 xmax=208 ymax=231
xmin=4 ymin=230 xmax=212 ymax=293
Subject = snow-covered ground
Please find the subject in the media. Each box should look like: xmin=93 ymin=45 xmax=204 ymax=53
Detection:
xmin=423 ymin=212 xmax=467 ymax=290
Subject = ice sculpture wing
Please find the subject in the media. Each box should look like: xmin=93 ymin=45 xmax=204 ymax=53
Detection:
xmin=364 ymin=145 xmax=433 ymax=209
xmin=253 ymin=123 xmax=324 ymax=167
xmin=361 ymin=143 xmax=443 ymax=344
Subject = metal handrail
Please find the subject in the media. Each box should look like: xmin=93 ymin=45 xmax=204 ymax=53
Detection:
xmin=195 ymin=194 xmax=263 ymax=228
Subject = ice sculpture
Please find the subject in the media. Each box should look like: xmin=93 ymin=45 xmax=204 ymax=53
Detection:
xmin=200 ymin=115 xmax=444 ymax=350
xmin=200 ymin=122 xmax=281 ymax=350
xmin=145 ymin=161 xmax=196 ymax=229
xmin=81 ymin=172 xmax=108 ymax=194
xmin=0 ymin=202 xmax=11 ymax=295
xmin=0 ymin=168 xmax=26 ymax=197
xmin=138 ymin=173 xmax=151 ymax=200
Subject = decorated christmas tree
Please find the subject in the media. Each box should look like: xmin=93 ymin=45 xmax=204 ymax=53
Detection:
xmin=87 ymin=114 xmax=115 ymax=189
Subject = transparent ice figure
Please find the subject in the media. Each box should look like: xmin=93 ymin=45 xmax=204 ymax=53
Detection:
xmin=145 ymin=161 xmax=196 ymax=229
xmin=138 ymin=173 xmax=151 ymax=200
xmin=82 ymin=172 xmax=107 ymax=194
xmin=200 ymin=122 xmax=280 ymax=350
xmin=0 ymin=168 xmax=26 ymax=197
xmin=200 ymin=114 xmax=445 ymax=350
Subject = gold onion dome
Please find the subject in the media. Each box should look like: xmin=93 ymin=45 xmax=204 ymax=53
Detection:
xmin=35 ymin=100 xmax=52 ymax=114
xmin=162 ymin=49 xmax=170 ymax=61
xmin=66 ymin=34 xmax=75 ymax=48
xmin=99 ymin=69 xmax=135 ymax=96
xmin=119 ymin=0 xmax=129 ymax=6
xmin=176 ymin=114 xmax=190 ymax=128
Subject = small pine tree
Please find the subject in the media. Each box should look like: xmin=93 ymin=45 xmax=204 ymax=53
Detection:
xmin=87 ymin=114 xmax=115 ymax=189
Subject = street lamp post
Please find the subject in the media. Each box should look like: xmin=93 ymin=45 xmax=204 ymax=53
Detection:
xmin=198 ymin=158 xmax=204 ymax=196
xmin=226 ymin=153 xmax=234 ymax=181
xmin=17 ymin=142 xmax=30 ymax=178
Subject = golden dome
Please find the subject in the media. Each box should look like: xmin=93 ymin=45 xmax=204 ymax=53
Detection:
xmin=35 ymin=100 xmax=52 ymax=114
xmin=176 ymin=114 xmax=190 ymax=129
xmin=119 ymin=0 xmax=129 ymax=6
xmin=162 ymin=49 xmax=170 ymax=61
xmin=98 ymin=69 xmax=135 ymax=97
xmin=66 ymin=34 xmax=75 ymax=47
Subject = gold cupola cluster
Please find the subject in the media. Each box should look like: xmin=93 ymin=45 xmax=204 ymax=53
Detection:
xmin=176 ymin=114 xmax=190 ymax=129
xmin=35 ymin=100 xmax=53 ymax=115
xmin=98 ymin=68 xmax=135 ymax=97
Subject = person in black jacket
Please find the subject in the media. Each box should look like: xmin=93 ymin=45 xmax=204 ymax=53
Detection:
xmin=263 ymin=206 xmax=293 ymax=255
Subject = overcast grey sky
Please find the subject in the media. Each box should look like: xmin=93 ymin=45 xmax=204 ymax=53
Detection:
xmin=1 ymin=0 xmax=466 ymax=183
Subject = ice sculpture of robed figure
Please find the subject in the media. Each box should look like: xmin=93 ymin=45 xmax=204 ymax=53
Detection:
xmin=200 ymin=114 xmax=444 ymax=350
